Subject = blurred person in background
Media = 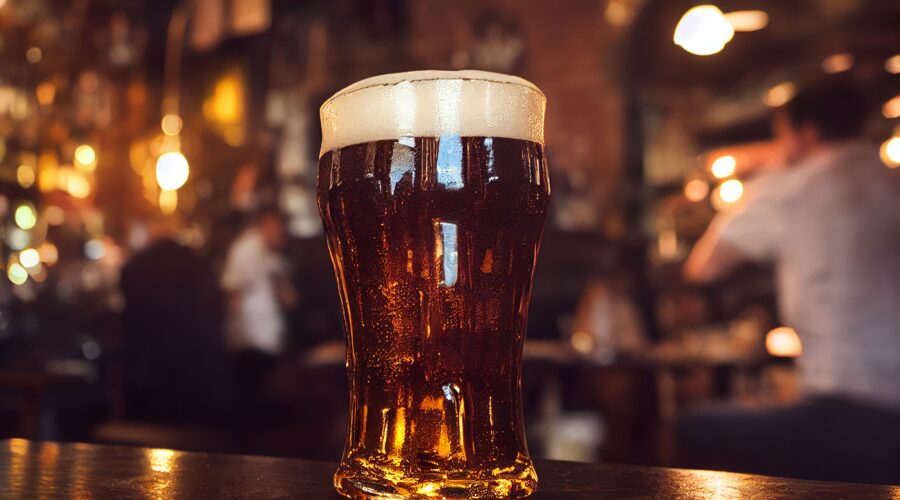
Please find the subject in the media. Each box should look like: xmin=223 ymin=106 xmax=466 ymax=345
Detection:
xmin=681 ymin=80 xmax=900 ymax=484
xmin=119 ymin=214 xmax=232 ymax=425
xmin=221 ymin=206 xmax=297 ymax=425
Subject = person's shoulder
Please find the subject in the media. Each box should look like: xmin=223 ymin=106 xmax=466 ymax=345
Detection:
xmin=229 ymin=228 xmax=266 ymax=258
xmin=742 ymin=167 xmax=802 ymax=204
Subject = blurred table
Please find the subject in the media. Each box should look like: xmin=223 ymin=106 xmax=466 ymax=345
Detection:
xmin=0 ymin=365 xmax=95 ymax=438
xmin=524 ymin=340 xmax=776 ymax=464
xmin=2 ymin=439 xmax=897 ymax=499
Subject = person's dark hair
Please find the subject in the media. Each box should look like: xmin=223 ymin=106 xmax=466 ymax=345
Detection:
xmin=255 ymin=204 xmax=284 ymax=223
xmin=782 ymin=79 xmax=868 ymax=140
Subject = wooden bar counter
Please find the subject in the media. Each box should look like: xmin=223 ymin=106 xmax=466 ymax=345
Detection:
xmin=1 ymin=439 xmax=896 ymax=498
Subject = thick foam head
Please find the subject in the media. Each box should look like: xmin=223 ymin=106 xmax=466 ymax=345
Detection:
xmin=319 ymin=70 xmax=545 ymax=157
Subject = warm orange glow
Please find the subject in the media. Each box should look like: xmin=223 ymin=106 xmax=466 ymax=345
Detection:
xmin=658 ymin=228 xmax=678 ymax=259
xmin=59 ymin=168 xmax=91 ymax=198
xmin=44 ymin=205 xmax=65 ymax=226
xmin=203 ymin=70 xmax=245 ymax=145
xmin=35 ymin=82 xmax=56 ymax=106
xmin=674 ymin=5 xmax=734 ymax=56
xmin=604 ymin=0 xmax=637 ymax=27
xmin=723 ymin=10 xmax=768 ymax=32
xmin=684 ymin=178 xmax=709 ymax=202
xmin=710 ymin=155 xmax=736 ymax=179
xmin=821 ymin=53 xmax=854 ymax=74
xmin=74 ymin=145 xmax=97 ymax=171
xmin=38 ymin=152 xmax=60 ymax=193
xmin=159 ymin=189 xmax=178 ymax=215
xmin=17 ymin=164 xmax=35 ymax=188
xmin=764 ymin=82 xmax=796 ymax=107
xmin=28 ymin=263 xmax=46 ymax=281
xmin=38 ymin=242 xmax=59 ymax=265
xmin=766 ymin=326 xmax=803 ymax=357
xmin=885 ymin=54 xmax=900 ymax=75
xmin=880 ymin=136 xmax=900 ymax=169
xmin=26 ymin=47 xmax=42 ymax=64
xmin=161 ymin=114 xmax=183 ymax=136
xmin=156 ymin=152 xmax=190 ymax=191
xmin=571 ymin=330 xmax=595 ymax=354
xmin=882 ymin=95 xmax=900 ymax=119
xmin=148 ymin=448 xmax=177 ymax=474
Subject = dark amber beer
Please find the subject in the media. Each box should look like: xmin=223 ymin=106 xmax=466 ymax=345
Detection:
xmin=318 ymin=71 xmax=548 ymax=498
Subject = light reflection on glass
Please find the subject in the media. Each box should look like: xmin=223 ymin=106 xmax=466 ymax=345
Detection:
xmin=437 ymin=135 xmax=463 ymax=190
xmin=390 ymin=139 xmax=415 ymax=194
xmin=435 ymin=221 xmax=459 ymax=287
xmin=484 ymin=137 xmax=497 ymax=182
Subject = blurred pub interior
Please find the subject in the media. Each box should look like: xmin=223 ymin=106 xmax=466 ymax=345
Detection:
xmin=0 ymin=0 xmax=898 ymax=486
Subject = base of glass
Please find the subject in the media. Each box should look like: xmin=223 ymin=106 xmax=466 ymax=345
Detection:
xmin=333 ymin=458 xmax=537 ymax=499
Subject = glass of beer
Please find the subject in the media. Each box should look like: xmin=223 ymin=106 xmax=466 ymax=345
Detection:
xmin=317 ymin=70 xmax=549 ymax=499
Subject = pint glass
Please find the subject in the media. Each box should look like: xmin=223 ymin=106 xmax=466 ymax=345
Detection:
xmin=317 ymin=70 xmax=549 ymax=498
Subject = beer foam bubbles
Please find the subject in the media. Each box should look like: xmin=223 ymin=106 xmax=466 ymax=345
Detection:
xmin=319 ymin=70 xmax=545 ymax=156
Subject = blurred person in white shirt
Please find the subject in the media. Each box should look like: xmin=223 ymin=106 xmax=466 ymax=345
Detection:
xmin=222 ymin=206 xmax=297 ymax=424
xmin=680 ymin=79 xmax=900 ymax=484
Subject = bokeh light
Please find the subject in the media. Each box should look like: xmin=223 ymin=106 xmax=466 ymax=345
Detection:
xmin=84 ymin=239 xmax=105 ymax=261
xmin=82 ymin=341 xmax=101 ymax=361
xmin=156 ymin=152 xmax=190 ymax=191
xmin=719 ymin=179 xmax=743 ymax=203
xmin=19 ymin=248 xmax=40 ymax=268
xmin=45 ymin=205 xmax=65 ymax=226
xmin=684 ymin=178 xmax=709 ymax=202
xmin=880 ymin=136 xmax=900 ymax=169
xmin=35 ymin=82 xmax=56 ymax=106
xmin=161 ymin=114 xmax=183 ymax=136
xmin=821 ymin=53 xmax=854 ymax=74
xmin=14 ymin=204 xmax=37 ymax=230
xmin=74 ymin=145 xmax=97 ymax=171
xmin=38 ymin=242 xmax=59 ymax=266
xmin=710 ymin=155 xmax=737 ymax=179
xmin=7 ymin=263 xmax=28 ymax=285
xmin=885 ymin=54 xmax=900 ymax=74
xmin=26 ymin=47 xmax=42 ymax=64
xmin=674 ymin=5 xmax=734 ymax=56
xmin=766 ymin=326 xmax=803 ymax=357
xmin=6 ymin=228 xmax=31 ymax=250
xmin=570 ymin=330 xmax=595 ymax=354
xmin=882 ymin=95 xmax=900 ymax=119
xmin=723 ymin=10 xmax=768 ymax=32
xmin=17 ymin=165 xmax=35 ymax=188
xmin=764 ymin=82 xmax=796 ymax=107
xmin=159 ymin=189 xmax=178 ymax=215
